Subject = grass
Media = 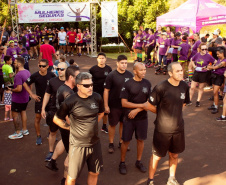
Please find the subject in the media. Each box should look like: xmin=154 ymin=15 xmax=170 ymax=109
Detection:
xmin=105 ymin=52 xmax=147 ymax=63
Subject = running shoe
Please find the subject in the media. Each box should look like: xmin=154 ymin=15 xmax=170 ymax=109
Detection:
xmin=147 ymin=180 xmax=154 ymax=185
xmin=216 ymin=116 xmax=226 ymax=121
xmin=36 ymin=136 xmax=42 ymax=145
xmin=135 ymin=161 xmax=147 ymax=173
xmin=8 ymin=132 xmax=23 ymax=139
xmin=4 ymin=118 xmax=9 ymax=121
xmin=186 ymin=101 xmax=192 ymax=106
xmin=167 ymin=177 xmax=180 ymax=185
xmin=9 ymin=118 xmax=13 ymax=121
xmin=20 ymin=129 xmax=29 ymax=136
xmin=45 ymin=159 xmax=58 ymax=171
xmin=208 ymin=104 xmax=215 ymax=110
xmin=195 ymin=101 xmax=200 ymax=107
xmin=108 ymin=143 xmax=114 ymax=154
xmin=119 ymin=162 xmax=127 ymax=175
xmin=45 ymin=152 xmax=53 ymax=162
xmin=211 ymin=108 xmax=218 ymax=114
xmin=61 ymin=178 xmax=66 ymax=185
xmin=101 ymin=125 xmax=108 ymax=133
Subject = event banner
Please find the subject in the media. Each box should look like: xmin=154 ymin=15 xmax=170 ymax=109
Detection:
xmin=17 ymin=3 xmax=90 ymax=23
xmin=101 ymin=2 xmax=118 ymax=38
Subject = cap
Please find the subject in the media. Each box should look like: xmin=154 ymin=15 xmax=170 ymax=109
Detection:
xmin=188 ymin=35 xmax=194 ymax=40
xmin=9 ymin=40 xmax=14 ymax=44
xmin=213 ymin=30 xmax=219 ymax=35
xmin=161 ymin=32 xmax=167 ymax=35
xmin=60 ymin=27 xmax=64 ymax=30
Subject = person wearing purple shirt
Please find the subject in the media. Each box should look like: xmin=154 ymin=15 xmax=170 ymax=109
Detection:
xmin=143 ymin=28 xmax=150 ymax=63
xmin=189 ymin=43 xmax=216 ymax=107
xmin=29 ymin=28 xmax=38 ymax=59
xmin=8 ymin=57 xmax=31 ymax=140
xmin=6 ymin=41 xmax=18 ymax=63
xmin=16 ymin=41 xmax=28 ymax=56
xmin=190 ymin=33 xmax=201 ymax=59
xmin=9 ymin=31 xmax=18 ymax=47
xmin=171 ymin=32 xmax=182 ymax=62
xmin=134 ymin=30 xmax=144 ymax=62
xmin=206 ymin=47 xmax=226 ymax=114
xmin=166 ymin=26 xmax=172 ymax=39
xmin=0 ymin=44 xmax=5 ymax=104
xmin=146 ymin=29 xmax=155 ymax=67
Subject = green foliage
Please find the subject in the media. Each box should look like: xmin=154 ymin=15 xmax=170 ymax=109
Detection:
xmin=101 ymin=46 xmax=129 ymax=53
xmin=0 ymin=0 xmax=10 ymax=26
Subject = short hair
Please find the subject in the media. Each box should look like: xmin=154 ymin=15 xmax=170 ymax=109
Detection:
xmin=216 ymin=46 xmax=226 ymax=58
xmin=69 ymin=59 xmax=75 ymax=65
xmin=4 ymin=55 xmax=12 ymax=63
xmin=215 ymin=37 xmax=223 ymax=45
xmin=39 ymin=59 xmax=49 ymax=65
xmin=150 ymin=29 xmax=154 ymax=33
xmin=59 ymin=55 xmax=66 ymax=62
xmin=206 ymin=34 xmax=210 ymax=37
xmin=201 ymin=37 xmax=207 ymax=43
xmin=182 ymin=35 xmax=187 ymax=41
xmin=16 ymin=57 xmax=25 ymax=66
xmin=194 ymin=33 xmax=199 ymax=36
xmin=21 ymin=48 xmax=26 ymax=52
xmin=44 ymin=36 xmax=49 ymax=41
xmin=66 ymin=65 xmax=80 ymax=81
xmin=76 ymin=72 xmax=92 ymax=85
xmin=167 ymin=62 xmax=180 ymax=73
xmin=59 ymin=49 xmax=65 ymax=55
xmin=117 ymin=55 xmax=127 ymax=62
xmin=97 ymin=52 xmax=106 ymax=58
xmin=198 ymin=42 xmax=206 ymax=50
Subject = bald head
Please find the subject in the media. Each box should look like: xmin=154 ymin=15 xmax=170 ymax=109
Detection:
xmin=58 ymin=62 xmax=67 ymax=69
xmin=133 ymin=62 xmax=146 ymax=80
xmin=133 ymin=62 xmax=145 ymax=70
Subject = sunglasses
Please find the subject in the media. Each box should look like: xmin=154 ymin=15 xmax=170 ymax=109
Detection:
xmin=39 ymin=65 xmax=47 ymax=68
xmin=56 ymin=68 xmax=65 ymax=71
xmin=0 ymin=48 xmax=4 ymax=50
xmin=80 ymin=83 xmax=93 ymax=88
xmin=56 ymin=54 xmax=59 ymax=56
xmin=201 ymin=49 xmax=208 ymax=51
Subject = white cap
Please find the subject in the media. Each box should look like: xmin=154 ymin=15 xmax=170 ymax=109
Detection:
xmin=213 ymin=30 xmax=219 ymax=35
xmin=161 ymin=32 xmax=167 ymax=35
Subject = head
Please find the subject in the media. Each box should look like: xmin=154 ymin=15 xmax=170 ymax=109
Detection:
xmin=18 ymin=41 xmax=23 ymax=48
xmin=42 ymin=30 xmax=46 ymax=35
xmin=199 ymin=43 xmax=208 ymax=55
xmin=201 ymin=37 xmax=207 ymax=43
xmin=4 ymin=55 xmax=12 ymax=65
xmin=133 ymin=31 xmax=137 ymax=36
xmin=138 ymin=29 xmax=142 ymax=35
xmin=70 ymin=27 xmax=74 ymax=32
xmin=44 ymin=36 xmax=49 ymax=43
xmin=78 ymin=29 xmax=81 ymax=33
xmin=59 ymin=49 xmax=65 ymax=56
xmin=9 ymin=40 xmax=14 ymax=48
xmin=205 ymin=34 xmax=210 ymax=38
xmin=59 ymin=55 xmax=66 ymax=63
xmin=148 ymin=29 xmax=154 ymax=35
xmin=158 ymin=25 xmax=162 ymax=31
xmin=83 ymin=29 xmax=86 ymax=34
xmin=76 ymin=72 xmax=93 ymax=97
xmin=182 ymin=36 xmax=187 ymax=43
xmin=161 ymin=32 xmax=167 ymax=39
xmin=193 ymin=33 xmax=199 ymax=41
xmin=167 ymin=62 xmax=183 ymax=82
xmin=117 ymin=55 xmax=127 ymax=72
xmin=60 ymin=27 xmax=64 ymax=32
xmin=55 ymin=50 xmax=60 ymax=59
xmin=21 ymin=48 xmax=26 ymax=53
xmin=166 ymin=26 xmax=171 ymax=32
xmin=36 ymin=27 xmax=40 ymax=31
xmin=175 ymin=32 xmax=181 ymax=39
xmin=145 ymin=28 xmax=149 ymax=34
xmin=11 ymin=31 xmax=16 ymax=37
xmin=133 ymin=62 xmax=146 ymax=79
xmin=48 ymin=28 xmax=52 ymax=33
xmin=0 ymin=44 xmax=4 ymax=54
xmin=216 ymin=46 xmax=226 ymax=59
xmin=74 ymin=29 xmax=77 ymax=33
xmin=69 ymin=59 xmax=75 ymax=65
xmin=86 ymin=28 xmax=89 ymax=33
xmin=38 ymin=59 xmax=49 ymax=72
xmin=213 ymin=30 xmax=219 ymax=39
xmin=97 ymin=52 xmax=106 ymax=67
xmin=57 ymin=62 xmax=67 ymax=78
xmin=65 ymin=65 xmax=80 ymax=86
xmin=215 ymin=37 xmax=223 ymax=46
xmin=217 ymin=29 xmax=221 ymax=35
xmin=31 ymin=28 xmax=35 ymax=33
xmin=223 ymin=38 xmax=226 ymax=46
xmin=171 ymin=31 xmax=175 ymax=38
xmin=14 ymin=57 xmax=25 ymax=69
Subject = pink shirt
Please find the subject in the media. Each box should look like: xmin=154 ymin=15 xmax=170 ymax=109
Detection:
xmin=40 ymin=44 xmax=55 ymax=66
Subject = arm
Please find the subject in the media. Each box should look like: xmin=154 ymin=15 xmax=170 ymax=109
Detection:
xmin=39 ymin=52 xmax=42 ymax=62
xmin=9 ymin=72 xmax=14 ymax=78
xmin=53 ymin=115 xmax=70 ymax=130
xmin=208 ymin=61 xmax=225 ymax=70
xmin=103 ymin=88 xmax=110 ymax=113
xmin=41 ymin=92 xmax=51 ymax=119
xmin=23 ymin=82 xmax=41 ymax=102
xmin=9 ymin=85 xmax=22 ymax=93
xmin=165 ymin=46 xmax=169 ymax=56
xmin=98 ymin=112 xmax=104 ymax=122
xmin=121 ymin=98 xmax=144 ymax=109
xmin=143 ymin=101 xmax=157 ymax=113
xmin=171 ymin=45 xmax=180 ymax=49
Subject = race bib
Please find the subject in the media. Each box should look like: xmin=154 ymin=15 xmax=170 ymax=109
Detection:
xmin=143 ymin=40 xmax=146 ymax=42
xmin=195 ymin=67 xmax=203 ymax=72
xmin=160 ymin=45 xmax=165 ymax=48
xmin=49 ymin=38 xmax=52 ymax=41
xmin=137 ymin=40 xmax=140 ymax=42
xmin=30 ymin=40 xmax=34 ymax=42
xmin=13 ymin=54 xmax=17 ymax=58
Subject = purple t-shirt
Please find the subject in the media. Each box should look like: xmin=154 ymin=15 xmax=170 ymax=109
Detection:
xmin=192 ymin=53 xmax=215 ymax=73
xmin=213 ymin=58 xmax=226 ymax=75
xmin=29 ymin=33 xmax=37 ymax=45
xmin=179 ymin=43 xmax=191 ymax=60
xmin=16 ymin=47 xmax=28 ymax=56
xmin=6 ymin=47 xmax=18 ymax=61
xmin=36 ymin=31 xmax=42 ymax=41
xmin=147 ymin=35 xmax=155 ymax=46
xmin=12 ymin=70 xmax=31 ymax=103
xmin=166 ymin=32 xmax=171 ymax=39
xmin=25 ymin=34 xmax=30 ymax=47
xmin=9 ymin=37 xmax=18 ymax=46
xmin=154 ymin=31 xmax=161 ymax=43
xmin=158 ymin=38 xmax=170 ymax=55
xmin=142 ymin=33 xmax=149 ymax=44
xmin=171 ymin=38 xmax=182 ymax=54
xmin=135 ymin=34 xmax=143 ymax=48
xmin=0 ymin=54 xmax=4 ymax=76
xmin=169 ymin=38 xmax=174 ymax=46
xmin=191 ymin=40 xmax=201 ymax=58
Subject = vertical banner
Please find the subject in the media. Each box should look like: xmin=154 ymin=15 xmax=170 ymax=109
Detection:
xmin=101 ymin=2 xmax=118 ymax=38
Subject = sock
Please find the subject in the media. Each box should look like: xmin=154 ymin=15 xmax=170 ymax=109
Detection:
xmin=222 ymin=115 xmax=225 ymax=118
xmin=188 ymin=70 xmax=193 ymax=78
xmin=136 ymin=160 xmax=141 ymax=163
xmin=169 ymin=176 xmax=175 ymax=180
xmin=215 ymin=105 xmax=218 ymax=109
xmin=109 ymin=143 xmax=114 ymax=147
xmin=147 ymin=178 xmax=153 ymax=184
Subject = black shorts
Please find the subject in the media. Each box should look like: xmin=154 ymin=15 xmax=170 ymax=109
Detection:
xmin=46 ymin=110 xmax=59 ymax=132
xmin=68 ymin=42 xmax=75 ymax=47
xmin=83 ymin=42 xmax=86 ymax=46
xmin=152 ymin=130 xmax=185 ymax=157
xmin=59 ymin=128 xmax=70 ymax=153
xmin=211 ymin=73 xmax=224 ymax=86
xmin=108 ymin=108 xmax=124 ymax=126
xmin=77 ymin=43 xmax=83 ymax=47
xmin=135 ymin=46 xmax=142 ymax=51
xmin=29 ymin=43 xmax=37 ymax=47
xmin=68 ymin=141 xmax=103 ymax=179
xmin=12 ymin=102 xmax=28 ymax=112
xmin=192 ymin=71 xmax=208 ymax=83
xmin=122 ymin=118 xmax=148 ymax=142
xmin=35 ymin=101 xmax=42 ymax=114
xmin=26 ymin=46 xmax=30 ymax=51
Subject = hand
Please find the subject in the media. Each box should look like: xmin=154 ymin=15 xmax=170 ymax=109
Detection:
xmin=165 ymin=53 xmax=168 ymax=56
xmin=128 ymin=109 xmax=138 ymax=119
xmin=41 ymin=109 xmax=46 ymax=119
xmin=31 ymin=93 xmax=41 ymax=102
xmin=104 ymin=106 xmax=110 ymax=114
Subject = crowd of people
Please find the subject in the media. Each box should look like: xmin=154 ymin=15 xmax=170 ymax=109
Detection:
xmin=0 ymin=24 xmax=226 ymax=185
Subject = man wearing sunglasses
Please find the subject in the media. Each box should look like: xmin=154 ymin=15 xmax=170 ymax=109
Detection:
xmin=23 ymin=59 xmax=55 ymax=145
xmin=53 ymin=72 xmax=104 ymax=185
xmin=41 ymin=62 xmax=67 ymax=162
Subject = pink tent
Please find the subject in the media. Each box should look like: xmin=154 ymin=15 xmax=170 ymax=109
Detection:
xmin=157 ymin=0 xmax=226 ymax=32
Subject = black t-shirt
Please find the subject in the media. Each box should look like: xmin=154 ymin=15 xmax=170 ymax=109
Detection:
xmin=208 ymin=46 xmax=224 ymax=60
xmin=120 ymin=78 xmax=151 ymax=120
xmin=45 ymin=77 xmax=65 ymax=111
xmin=89 ymin=64 xmax=112 ymax=96
xmin=56 ymin=92 xmax=105 ymax=147
xmin=104 ymin=70 xmax=133 ymax=108
xmin=148 ymin=80 xmax=190 ymax=134
xmin=40 ymin=34 xmax=47 ymax=44
xmin=56 ymin=84 xmax=74 ymax=110
xmin=48 ymin=33 xmax=55 ymax=45
xmin=21 ymin=53 xmax=30 ymax=71
xmin=26 ymin=71 xmax=55 ymax=101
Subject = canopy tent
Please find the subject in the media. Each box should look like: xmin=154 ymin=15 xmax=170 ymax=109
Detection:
xmin=157 ymin=0 xmax=226 ymax=33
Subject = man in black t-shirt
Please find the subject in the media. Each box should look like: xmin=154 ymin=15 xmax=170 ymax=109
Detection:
xmin=48 ymin=29 xmax=55 ymax=46
xmin=119 ymin=62 xmax=151 ymax=175
xmin=53 ymin=72 xmax=104 ymax=185
xmin=89 ymin=52 xmax=112 ymax=133
xmin=104 ymin=55 xmax=133 ymax=154
xmin=23 ymin=59 xmax=55 ymax=145
xmin=144 ymin=62 xmax=190 ymax=185
xmin=41 ymin=62 xmax=67 ymax=162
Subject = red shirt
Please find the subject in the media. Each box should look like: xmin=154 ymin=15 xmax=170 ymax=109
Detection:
xmin=77 ymin=33 xmax=83 ymax=43
xmin=40 ymin=44 xmax=55 ymax=66
xmin=67 ymin=31 xmax=77 ymax=43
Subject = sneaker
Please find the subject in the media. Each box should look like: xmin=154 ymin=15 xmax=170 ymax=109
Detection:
xmin=61 ymin=178 xmax=66 ymax=185
xmin=9 ymin=118 xmax=13 ymax=121
xmin=208 ymin=104 xmax=215 ymax=110
xmin=4 ymin=118 xmax=9 ymax=121
xmin=45 ymin=152 xmax=53 ymax=162
xmin=167 ymin=177 xmax=180 ymax=185
xmin=108 ymin=143 xmax=114 ymax=154
xmin=186 ymin=101 xmax=192 ymax=106
xmin=8 ymin=132 xmax=23 ymax=139
xmin=119 ymin=162 xmax=127 ymax=175
xmin=101 ymin=125 xmax=108 ymax=133
xmin=211 ymin=108 xmax=218 ymax=114
xmin=216 ymin=116 xmax=226 ymax=121
xmin=71 ymin=54 xmax=74 ymax=56
xmin=45 ymin=159 xmax=58 ymax=171
xmin=20 ymin=129 xmax=29 ymax=136
xmin=147 ymin=179 xmax=154 ymax=185
xmin=195 ymin=101 xmax=200 ymax=107
xmin=36 ymin=136 xmax=42 ymax=145
xmin=135 ymin=161 xmax=147 ymax=173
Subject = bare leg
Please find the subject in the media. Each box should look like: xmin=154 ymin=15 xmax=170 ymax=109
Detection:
xmin=197 ymin=83 xmax=205 ymax=102
xmin=63 ymin=45 xmax=66 ymax=53
xmin=103 ymin=114 xmax=108 ymax=125
xmin=148 ymin=154 xmax=161 ymax=179
xmin=66 ymin=175 xmax=76 ymax=185
xmin=5 ymin=111 xmax=8 ymax=119
xmin=121 ymin=141 xmax=130 ymax=162
xmin=52 ymin=139 xmax=65 ymax=160
xmin=189 ymin=81 xmax=198 ymax=101
xmin=64 ymin=155 xmax=69 ymax=178
xmin=119 ymin=122 xmax=123 ymax=143
xmin=21 ymin=110 xmax=27 ymax=131
xmin=12 ymin=111 xmax=20 ymax=133
xmin=35 ymin=113 xmax=41 ymax=136
xmin=108 ymin=125 xmax=116 ymax=143
xmin=49 ymin=131 xmax=57 ymax=152
xmin=213 ymin=85 xmax=220 ymax=107
xmin=168 ymin=152 xmax=179 ymax=177
xmin=87 ymin=172 xmax=99 ymax=185
xmin=223 ymin=96 xmax=226 ymax=116
xmin=137 ymin=139 xmax=144 ymax=161
xmin=9 ymin=111 xmax=12 ymax=119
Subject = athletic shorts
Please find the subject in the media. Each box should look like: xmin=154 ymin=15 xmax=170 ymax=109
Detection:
xmin=192 ymin=71 xmax=208 ymax=83
xmin=59 ymin=128 xmax=70 ymax=153
xmin=46 ymin=110 xmax=59 ymax=132
xmin=122 ymin=118 xmax=148 ymax=142
xmin=211 ymin=73 xmax=224 ymax=86
xmin=68 ymin=141 xmax=103 ymax=179
xmin=135 ymin=46 xmax=142 ymax=51
xmin=26 ymin=46 xmax=30 ymax=51
xmin=11 ymin=102 xmax=28 ymax=112
xmin=5 ymin=104 xmax=11 ymax=111
xmin=108 ymin=108 xmax=124 ymax=126
xmin=35 ymin=101 xmax=42 ymax=114
xmin=83 ymin=42 xmax=86 ymax=46
xmin=86 ymin=42 xmax=91 ymax=45
xmin=152 ymin=130 xmax=185 ymax=157
xmin=68 ymin=42 xmax=75 ymax=47
xmin=178 ymin=60 xmax=186 ymax=63
xmin=77 ymin=43 xmax=83 ymax=47
xmin=29 ymin=43 xmax=37 ymax=47
xmin=59 ymin=43 xmax=66 ymax=46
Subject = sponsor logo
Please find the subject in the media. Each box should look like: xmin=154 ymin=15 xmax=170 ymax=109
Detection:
xmin=90 ymin=103 xmax=98 ymax=109
xmin=150 ymin=96 xmax=154 ymax=102
xmin=125 ymin=78 xmax=129 ymax=82
xmin=180 ymin=93 xmax=185 ymax=99
xmin=121 ymin=87 xmax=125 ymax=91
xmin=142 ymin=87 xmax=148 ymax=94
